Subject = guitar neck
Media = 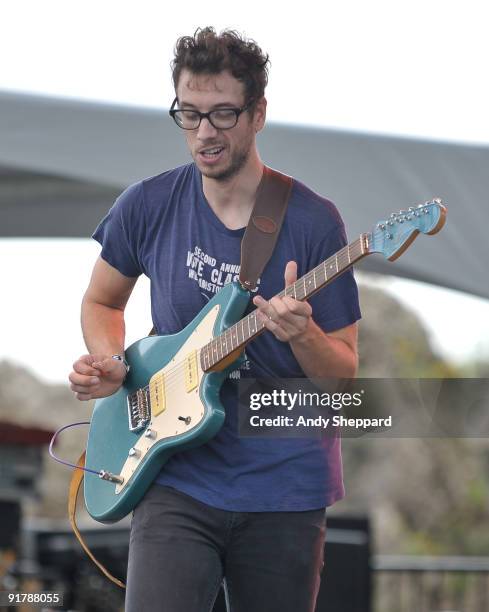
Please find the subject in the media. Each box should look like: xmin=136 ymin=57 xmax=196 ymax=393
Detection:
xmin=201 ymin=233 xmax=371 ymax=371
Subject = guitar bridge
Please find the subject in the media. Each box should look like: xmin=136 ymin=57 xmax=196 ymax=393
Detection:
xmin=127 ymin=387 xmax=151 ymax=432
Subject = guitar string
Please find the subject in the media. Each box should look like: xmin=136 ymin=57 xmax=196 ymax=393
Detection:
xmin=130 ymin=213 xmax=432 ymax=399
xmin=139 ymin=232 xmax=376 ymax=394
xmin=138 ymin=236 xmax=367 ymax=396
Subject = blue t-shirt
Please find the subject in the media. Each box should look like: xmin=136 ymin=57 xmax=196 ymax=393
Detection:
xmin=93 ymin=163 xmax=361 ymax=511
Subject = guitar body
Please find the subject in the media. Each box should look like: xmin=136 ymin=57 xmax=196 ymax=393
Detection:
xmin=84 ymin=281 xmax=250 ymax=523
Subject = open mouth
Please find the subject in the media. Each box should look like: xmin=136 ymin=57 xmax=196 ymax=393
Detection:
xmin=199 ymin=146 xmax=225 ymax=159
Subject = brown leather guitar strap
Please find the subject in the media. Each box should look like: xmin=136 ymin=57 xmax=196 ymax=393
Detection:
xmin=70 ymin=166 xmax=292 ymax=588
xmin=239 ymin=165 xmax=293 ymax=291
xmin=69 ymin=452 xmax=126 ymax=588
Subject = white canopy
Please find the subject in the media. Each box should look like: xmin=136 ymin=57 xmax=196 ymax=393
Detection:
xmin=1 ymin=90 xmax=488 ymax=299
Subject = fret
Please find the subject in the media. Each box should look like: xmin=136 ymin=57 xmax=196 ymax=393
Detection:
xmin=305 ymin=273 xmax=315 ymax=296
xmin=246 ymin=315 xmax=251 ymax=340
xmin=347 ymin=244 xmax=351 ymax=264
xmin=363 ymin=233 xmax=370 ymax=254
xmin=257 ymin=313 xmax=265 ymax=331
xmin=313 ymin=269 xmax=317 ymax=290
xmin=350 ymin=241 xmax=357 ymax=259
xmin=355 ymin=239 xmax=361 ymax=257
xmin=318 ymin=263 xmax=326 ymax=284
xmin=249 ymin=313 xmax=257 ymax=335
xmin=326 ymin=258 xmax=335 ymax=276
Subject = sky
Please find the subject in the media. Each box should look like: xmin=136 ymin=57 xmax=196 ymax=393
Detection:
xmin=1 ymin=0 xmax=489 ymax=383
xmin=1 ymin=0 xmax=489 ymax=144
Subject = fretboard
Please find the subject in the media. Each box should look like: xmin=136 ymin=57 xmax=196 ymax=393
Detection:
xmin=200 ymin=233 xmax=370 ymax=371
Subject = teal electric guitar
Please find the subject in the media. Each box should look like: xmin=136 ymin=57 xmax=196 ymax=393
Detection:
xmin=84 ymin=199 xmax=447 ymax=523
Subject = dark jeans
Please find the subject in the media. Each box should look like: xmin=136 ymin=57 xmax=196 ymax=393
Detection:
xmin=125 ymin=484 xmax=327 ymax=612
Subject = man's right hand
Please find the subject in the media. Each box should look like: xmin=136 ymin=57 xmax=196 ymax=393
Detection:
xmin=69 ymin=354 xmax=127 ymax=401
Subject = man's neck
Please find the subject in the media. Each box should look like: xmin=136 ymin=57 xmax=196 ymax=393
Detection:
xmin=202 ymin=153 xmax=264 ymax=230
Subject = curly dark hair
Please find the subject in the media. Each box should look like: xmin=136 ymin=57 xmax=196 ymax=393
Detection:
xmin=171 ymin=27 xmax=270 ymax=105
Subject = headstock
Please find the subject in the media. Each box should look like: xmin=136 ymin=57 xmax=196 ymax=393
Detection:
xmin=368 ymin=198 xmax=447 ymax=261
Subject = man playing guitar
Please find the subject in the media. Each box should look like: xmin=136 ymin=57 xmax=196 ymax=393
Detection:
xmin=69 ymin=27 xmax=360 ymax=612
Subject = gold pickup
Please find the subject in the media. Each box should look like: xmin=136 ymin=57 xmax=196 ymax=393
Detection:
xmin=185 ymin=350 xmax=199 ymax=393
xmin=149 ymin=373 xmax=166 ymax=417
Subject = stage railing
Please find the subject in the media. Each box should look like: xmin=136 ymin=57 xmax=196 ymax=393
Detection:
xmin=373 ymin=555 xmax=489 ymax=612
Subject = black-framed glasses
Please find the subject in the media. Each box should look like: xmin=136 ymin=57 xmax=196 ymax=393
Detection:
xmin=169 ymin=97 xmax=254 ymax=130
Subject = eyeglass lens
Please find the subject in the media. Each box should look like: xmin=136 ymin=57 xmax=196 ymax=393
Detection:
xmin=174 ymin=109 xmax=239 ymax=129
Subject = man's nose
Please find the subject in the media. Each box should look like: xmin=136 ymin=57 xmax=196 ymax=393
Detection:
xmin=197 ymin=117 xmax=218 ymax=139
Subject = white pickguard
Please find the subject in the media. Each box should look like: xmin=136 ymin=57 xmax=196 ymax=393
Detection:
xmin=115 ymin=305 xmax=220 ymax=493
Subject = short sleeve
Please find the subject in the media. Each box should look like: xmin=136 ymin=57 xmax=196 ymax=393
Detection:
xmin=92 ymin=182 xmax=145 ymax=278
xmin=307 ymin=224 xmax=361 ymax=333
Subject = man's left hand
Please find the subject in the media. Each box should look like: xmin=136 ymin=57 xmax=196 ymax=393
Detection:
xmin=252 ymin=261 xmax=312 ymax=343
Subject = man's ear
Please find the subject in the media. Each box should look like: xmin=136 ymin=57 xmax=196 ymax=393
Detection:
xmin=254 ymin=97 xmax=267 ymax=132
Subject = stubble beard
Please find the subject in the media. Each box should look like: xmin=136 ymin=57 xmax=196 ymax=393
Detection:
xmin=196 ymin=137 xmax=253 ymax=182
